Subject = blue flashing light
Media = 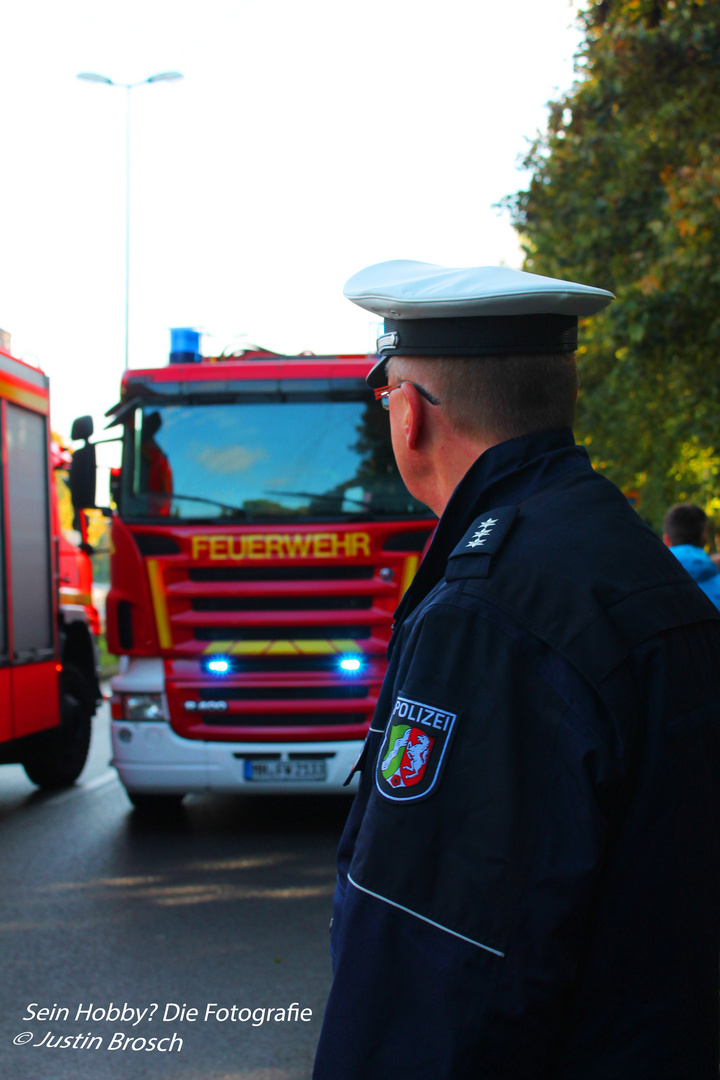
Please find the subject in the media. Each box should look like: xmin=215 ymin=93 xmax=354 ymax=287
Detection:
xmin=206 ymin=657 xmax=231 ymax=675
xmin=338 ymin=656 xmax=363 ymax=674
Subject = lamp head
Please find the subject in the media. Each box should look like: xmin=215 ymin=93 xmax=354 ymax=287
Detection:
xmin=147 ymin=71 xmax=183 ymax=83
xmin=77 ymin=72 xmax=114 ymax=85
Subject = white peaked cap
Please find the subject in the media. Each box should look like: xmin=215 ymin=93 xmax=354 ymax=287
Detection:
xmin=343 ymin=260 xmax=614 ymax=388
xmin=344 ymin=260 xmax=615 ymax=320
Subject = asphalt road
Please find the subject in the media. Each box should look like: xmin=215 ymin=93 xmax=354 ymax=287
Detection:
xmin=0 ymin=698 xmax=352 ymax=1080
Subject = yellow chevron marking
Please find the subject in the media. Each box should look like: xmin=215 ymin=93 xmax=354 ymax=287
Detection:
xmin=329 ymin=639 xmax=362 ymax=653
xmin=231 ymin=641 xmax=273 ymax=655
xmin=293 ymin=640 xmax=332 ymax=655
xmin=202 ymin=639 xmax=363 ymax=657
xmin=266 ymin=641 xmax=301 ymax=655
xmin=203 ymin=641 xmax=234 ymax=654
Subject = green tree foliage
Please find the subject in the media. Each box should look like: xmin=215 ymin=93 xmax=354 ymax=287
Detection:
xmin=505 ymin=0 xmax=720 ymax=530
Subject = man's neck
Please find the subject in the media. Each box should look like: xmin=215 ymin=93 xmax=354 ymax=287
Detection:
xmin=423 ymin=434 xmax=495 ymax=516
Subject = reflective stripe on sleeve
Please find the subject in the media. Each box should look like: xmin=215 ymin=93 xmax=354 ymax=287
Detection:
xmin=347 ymin=873 xmax=505 ymax=957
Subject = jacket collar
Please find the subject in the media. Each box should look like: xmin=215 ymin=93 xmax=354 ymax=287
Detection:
xmin=392 ymin=428 xmax=587 ymax=631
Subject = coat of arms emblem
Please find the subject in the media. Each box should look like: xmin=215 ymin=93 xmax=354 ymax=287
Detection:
xmin=376 ymin=695 xmax=457 ymax=802
xmin=380 ymin=725 xmax=434 ymax=788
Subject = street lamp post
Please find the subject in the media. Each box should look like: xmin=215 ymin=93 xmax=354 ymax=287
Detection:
xmin=76 ymin=71 xmax=183 ymax=370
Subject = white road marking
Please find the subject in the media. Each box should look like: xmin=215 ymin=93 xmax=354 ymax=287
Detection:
xmin=42 ymin=769 xmax=119 ymax=808
xmin=82 ymin=770 xmax=118 ymax=792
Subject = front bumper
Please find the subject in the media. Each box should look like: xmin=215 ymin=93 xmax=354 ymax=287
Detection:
xmin=110 ymin=720 xmax=362 ymax=795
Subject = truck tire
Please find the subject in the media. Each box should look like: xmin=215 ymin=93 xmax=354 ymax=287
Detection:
xmin=22 ymin=664 xmax=93 ymax=789
xmin=126 ymin=792 xmax=185 ymax=814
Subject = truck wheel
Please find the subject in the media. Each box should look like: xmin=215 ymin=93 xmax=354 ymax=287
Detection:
xmin=126 ymin=792 xmax=185 ymax=814
xmin=22 ymin=664 xmax=93 ymax=789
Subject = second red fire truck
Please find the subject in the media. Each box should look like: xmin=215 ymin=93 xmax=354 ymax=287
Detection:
xmin=0 ymin=342 xmax=99 ymax=788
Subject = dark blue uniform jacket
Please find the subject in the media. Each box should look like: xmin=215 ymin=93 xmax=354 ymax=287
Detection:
xmin=313 ymin=430 xmax=720 ymax=1080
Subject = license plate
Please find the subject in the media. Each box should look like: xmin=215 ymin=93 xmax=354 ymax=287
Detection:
xmin=244 ymin=759 xmax=328 ymax=782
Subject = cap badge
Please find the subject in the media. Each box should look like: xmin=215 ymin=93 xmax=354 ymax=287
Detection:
xmin=376 ymin=331 xmax=399 ymax=353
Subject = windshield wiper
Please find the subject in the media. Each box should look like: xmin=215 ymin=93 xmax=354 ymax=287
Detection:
xmin=267 ymin=489 xmax=372 ymax=510
xmin=137 ymin=491 xmax=247 ymax=517
xmin=265 ymin=489 xmax=403 ymax=518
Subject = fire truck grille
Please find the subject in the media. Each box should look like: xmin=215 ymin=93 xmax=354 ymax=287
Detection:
xmin=158 ymin=544 xmax=402 ymax=739
xmin=200 ymin=686 xmax=369 ymax=701
xmin=194 ymin=625 xmax=371 ymax=642
xmin=201 ymin=713 xmax=366 ymax=727
xmin=190 ymin=566 xmax=374 ymax=583
xmin=192 ymin=596 xmax=372 ymax=612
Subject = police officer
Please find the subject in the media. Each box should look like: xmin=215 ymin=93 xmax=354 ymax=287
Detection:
xmin=313 ymin=260 xmax=720 ymax=1079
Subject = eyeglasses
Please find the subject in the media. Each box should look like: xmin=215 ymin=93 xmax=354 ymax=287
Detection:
xmin=374 ymin=382 xmax=441 ymax=411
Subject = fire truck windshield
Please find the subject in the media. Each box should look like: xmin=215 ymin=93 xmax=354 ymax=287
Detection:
xmin=121 ymin=396 xmax=430 ymax=522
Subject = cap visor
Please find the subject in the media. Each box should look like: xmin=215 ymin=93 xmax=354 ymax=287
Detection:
xmin=366 ymin=355 xmax=388 ymax=389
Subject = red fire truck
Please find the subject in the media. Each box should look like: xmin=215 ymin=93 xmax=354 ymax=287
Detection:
xmin=0 ymin=344 xmax=99 ymax=788
xmin=71 ymin=342 xmax=434 ymax=810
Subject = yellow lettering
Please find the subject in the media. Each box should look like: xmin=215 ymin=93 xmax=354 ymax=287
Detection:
xmin=228 ymin=537 xmax=245 ymax=560
xmin=284 ymin=535 xmax=312 ymax=557
xmin=192 ymin=529 xmax=372 ymax=562
xmin=192 ymin=536 xmax=210 ymax=559
xmin=209 ymin=536 xmax=227 ymax=560
xmin=353 ymin=532 xmax=371 ymax=557
xmin=248 ymin=536 xmax=266 ymax=558
xmin=265 ymin=535 xmax=283 ymax=557
xmin=314 ymin=533 xmax=334 ymax=557
xmin=334 ymin=534 xmax=351 ymax=557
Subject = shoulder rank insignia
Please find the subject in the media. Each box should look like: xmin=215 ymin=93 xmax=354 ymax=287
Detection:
xmin=446 ymin=505 xmax=518 ymax=580
xmin=376 ymin=694 xmax=458 ymax=802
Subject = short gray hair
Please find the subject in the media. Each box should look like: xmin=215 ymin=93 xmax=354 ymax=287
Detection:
xmin=387 ymin=353 xmax=577 ymax=442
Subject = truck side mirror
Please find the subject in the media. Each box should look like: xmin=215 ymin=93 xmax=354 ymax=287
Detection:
xmin=69 ymin=442 xmax=97 ymax=513
xmin=71 ymin=414 xmax=94 ymax=442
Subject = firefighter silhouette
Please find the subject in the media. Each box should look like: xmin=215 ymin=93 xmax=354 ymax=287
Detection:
xmin=140 ymin=412 xmax=173 ymax=515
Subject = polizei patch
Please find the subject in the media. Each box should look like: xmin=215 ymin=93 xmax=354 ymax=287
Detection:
xmin=376 ymin=695 xmax=458 ymax=802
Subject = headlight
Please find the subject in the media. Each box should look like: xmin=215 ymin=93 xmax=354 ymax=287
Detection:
xmin=123 ymin=694 xmax=165 ymax=721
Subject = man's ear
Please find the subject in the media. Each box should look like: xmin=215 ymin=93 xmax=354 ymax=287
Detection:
xmin=399 ymin=382 xmax=425 ymax=451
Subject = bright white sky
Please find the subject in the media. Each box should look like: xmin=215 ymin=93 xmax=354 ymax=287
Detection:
xmin=0 ymin=0 xmax=581 ymax=443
